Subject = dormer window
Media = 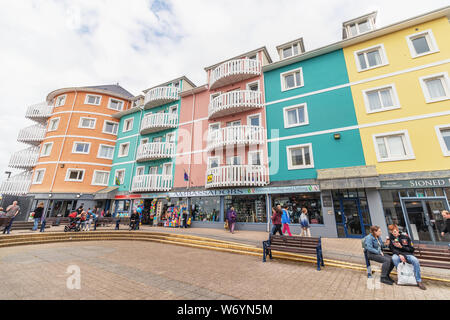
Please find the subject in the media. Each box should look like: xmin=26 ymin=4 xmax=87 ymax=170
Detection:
xmin=347 ymin=20 xmax=371 ymax=37
xmin=343 ymin=12 xmax=377 ymax=39
xmin=277 ymin=38 xmax=305 ymax=60
xmin=282 ymin=44 xmax=299 ymax=59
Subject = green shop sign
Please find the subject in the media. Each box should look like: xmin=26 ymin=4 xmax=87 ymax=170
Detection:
xmin=381 ymin=178 xmax=450 ymax=189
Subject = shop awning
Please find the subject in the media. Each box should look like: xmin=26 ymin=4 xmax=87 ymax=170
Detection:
xmin=93 ymin=186 xmax=119 ymax=200
xmin=316 ymin=166 xmax=380 ymax=190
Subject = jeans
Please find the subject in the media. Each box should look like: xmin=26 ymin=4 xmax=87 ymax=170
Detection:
xmin=367 ymin=251 xmax=394 ymax=278
xmin=39 ymin=220 xmax=46 ymax=232
xmin=32 ymin=218 xmax=40 ymax=231
xmin=115 ymin=220 xmax=120 ymax=230
xmin=392 ymin=254 xmax=422 ymax=282
xmin=94 ymin=219 xmax=98 ymax=231
xmin=3 ymin=217 xmax=14 ymax=234
xmin=271 ymin=224 xmax=283 ymax=235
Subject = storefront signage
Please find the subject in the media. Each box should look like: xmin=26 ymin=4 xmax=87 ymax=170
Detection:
xmin=381 ymin=178 xmax=450 ymax=189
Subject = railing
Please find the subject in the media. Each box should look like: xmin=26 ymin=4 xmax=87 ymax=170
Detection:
xmin=209 ymin=58 xmax=261 ymax=89
xmin=8 ymin=146 xmax=40 ymax=169
xmin=209 ymin=90 xmax=263 ymax=119
xmin=136 ymin=142 xmax=175 ymax=161
xmin=0 ymin=171 xmax=33 ymax=196
xmin=140 ymin=113 xmax=178 ymax=134
xmin=25 ymin=102 xmax=53 ymax=122
xmin=131 ymin=174 xmax=173 ymax=192
xmin=207 ymin=125 xmax=265 ymax=150
xmin=144 ymin=86 xmax=180 ymax=109
xmin=17 ymin=124 xmax=46 ymax=144
xmin=205 ymin=165 xmax=269 ymax=188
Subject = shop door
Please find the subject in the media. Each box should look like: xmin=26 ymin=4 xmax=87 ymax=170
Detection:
xmin=335 ymin=199 xmax=366 ymax=238
xmin=402 ymin=199 xmax=449 ymax=244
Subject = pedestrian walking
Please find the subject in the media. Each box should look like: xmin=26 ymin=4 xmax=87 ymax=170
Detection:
xmin=300 ymin=207 xmax=311 ymax=237
xmin=76 ymin=205 xmax=84 ymax=215
xmin=271 ymin=206 xmax=283 ymax=235
xmin=281 ymin=205 xmax=293 ymax=236
xmin=440 ymin=210 xmax=450 ymax=239
xmin=130 ymin=210 xmax=138 ymax=231
xmin=92 ymin=210 xmax=98 ymax=231
xmin=182 ymin=210 xmax=188 ymax=228
xmin=115 ymin=215 xmax=121 ymax=230
xmin=31 ymin=202 xmax=45 ymax=231
xmin=226 ymin=207 xmax=237 ymax=234
xmin=86 ymin=208 xmax=93 ymax=231
xmin=2 ymin=201 xmax=20 ymax=234
xmin=364 ymin=225 xmax=395 ymax=285
xmin=39 ymin=215 xmax=47 ymax=232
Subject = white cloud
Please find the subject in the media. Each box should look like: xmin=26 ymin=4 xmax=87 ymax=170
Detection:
xmin=0 ymin=0 xmax=448 ymax=182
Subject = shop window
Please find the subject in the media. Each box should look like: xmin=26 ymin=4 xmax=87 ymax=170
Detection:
xmin=380 ymin=190 xmax=407 ymax=233
xmin=225 ymin=195 xmax=267 ymax=223
xmin=271 ymin=193 xmax=322 ymax=224
xmin=191 ymin=197 xmax=220 ymax=222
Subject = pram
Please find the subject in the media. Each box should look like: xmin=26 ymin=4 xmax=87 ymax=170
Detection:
xmin=64 ymin=217 xmax=81 ymax=232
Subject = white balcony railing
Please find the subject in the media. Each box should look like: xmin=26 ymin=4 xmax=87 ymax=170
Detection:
xmin=25 ymin=102 xmax=53 ymax=122
xmin=131 ymin=174 xmax=173 ymax=192
xmin=0 ymin=171 xmax=33 ymax=196
xmin=136 ymin=142 xmax=175 ymax=162
xmin=8 ymin=146 xmax=40 ymax=169
xmin=207 ymin=125 xmax=265 ymax=150
xmin=144 ymin=86 xmax=180 ymax=109
xmin=205 ymin=165 xmax=269 ymax=189
xmin=140 ymin=113 xmax=178 ymax=135
xmin=209 ymin=90 xmax=263 ymax=119
xmin=209 ymin=58 xmax=261 ymax=90
xmin=17 ymin=124 xmax=46 ymax=145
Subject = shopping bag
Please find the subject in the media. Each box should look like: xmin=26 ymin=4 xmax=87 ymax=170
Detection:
xmin=397 ymin=262 xmax=417 ymax=286
xmin=224 ymin=220 xmax=229 ymax=230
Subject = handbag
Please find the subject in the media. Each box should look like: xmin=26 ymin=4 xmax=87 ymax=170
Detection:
xmin=397 ymin=262 xmax=417 ymax=286
xmin=224 ymin=220 xmax=229 ymax=229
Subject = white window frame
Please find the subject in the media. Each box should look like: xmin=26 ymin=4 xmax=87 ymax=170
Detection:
xmin=435 ymin=124 xmax=450 ymax=157
xmin=55 ymin=95 xmax=67 ymax=107
xmin=136 ymin=166 xmax=145 ymax=176
xmin=123 ymin=118 xmax=134 ymax=133
xmin=162 ymin=162 xmax=173 ymax=176
xmin=280 ymin=67 xmax=304 ymax=92
xmin=372 ymin=130 xmax=415 ymax=162
xmin=419 ymin=72 xmax=450 ymax=103
xmin=118 ymin=142 xmax=130 ymax=158
xmin=97 ymin=144 xmax=115 ymax=160
xmin=210 ymin=92 xmax=221 ymax=102
xmin=40 ymin=142 xmax=53 ymax=157
xmin=246 ymin=80 xmax=260 ymax=92
xmin=107 ymin=98 xmax=124 ymax=111
xmin=248 ymin=150 xmax=263 ymax=166
xmin=84 ymin=94 xmax=102 ymax=106
xmin=362 ymin=83 xmax=401 ymax=114
xmin=32 ymin=169 xmax=46 ymax=185
xmin=72 ymin=141 xmax=91 ymax=154
xmin=354 ymin=44 xmax=389 ymax=72
xmin=48 ymin=117 xmax=60 ymax=132
xmin=149 ymin=166 xmax=158 ymax=175
xmin=283 ymin=103 xmax=309 ymax=128
xmin=286 ymin=143 xmax=314 ymax=170
xmin=102 ymin=120 xmax=119 ymax=135
xmin=78 ymin=117 xmax=97 ymax=129
xmin=91 ymin=170 xmax=110 ymax=186
xmin=166 ymin=132 xmax=175 ymax=143
xmin=114 ymin=169 xmax=125 ymax=185
xmin=281 ymin=44 xmax=300 ymax=59
xmin=65 ymin=169 xmax=85 ymax=182
xmin=406 ymin=29 xmax=439 ymax=59
xmin=346 ymin=19 xmax=373 ymax=38
xmin=169 ymin=104 xmax=178 ymax=114
xmin=208 ymin=156 xmax=220 ymax=169
xmin=227 ymin=156 xmax=241 ymax=166
xmin=247 ymin=113 xmax=262 ymax=127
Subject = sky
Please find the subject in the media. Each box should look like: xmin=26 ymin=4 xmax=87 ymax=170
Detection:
xmin=0 ymin=0 xmax=448 ymax=182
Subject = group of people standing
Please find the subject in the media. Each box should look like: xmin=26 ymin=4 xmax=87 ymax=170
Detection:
xmin=271 ymin=204 xmax=312 ymax=237
xmin=68 ymin=206 xmax=100 ymax=231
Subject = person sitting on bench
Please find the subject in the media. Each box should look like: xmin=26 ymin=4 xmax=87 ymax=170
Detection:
xmin=364 ymin=225 xmax=395 ymax=285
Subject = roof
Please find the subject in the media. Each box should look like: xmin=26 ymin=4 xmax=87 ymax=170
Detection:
xmin=204 ymin=46 xmax=273 ymax=71
xmin=142 ymin=76 xmax=196 ymax=94
xmin=46 ymin=84 xmax=135 ymax=102
xmin=85 ymin=84 xmax=134 ymax=98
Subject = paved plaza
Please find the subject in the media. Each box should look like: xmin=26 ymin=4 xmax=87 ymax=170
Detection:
xmin=0 ymin=240 xmax=449 ymax=300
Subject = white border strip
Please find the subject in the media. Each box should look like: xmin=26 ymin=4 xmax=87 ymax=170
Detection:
xmin=44 ymin=135 xmax=117 ymax=143
xmin=37 ymin=161 xmax=113 ymax=167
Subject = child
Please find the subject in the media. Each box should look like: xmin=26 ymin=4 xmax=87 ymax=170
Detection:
xmin=300 ymin=207 xmax=311 ymax=237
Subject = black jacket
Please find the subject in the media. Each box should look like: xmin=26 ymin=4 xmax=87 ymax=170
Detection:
xmin=388 ymin=232 xmax=415 ymax=256
xmin=130 ymin=213 xmax=138 ymax=221
xmin=442 ymin=219 xmax=450 ymax=234
xmin=33 ymin=207 xmax=44 ymax=219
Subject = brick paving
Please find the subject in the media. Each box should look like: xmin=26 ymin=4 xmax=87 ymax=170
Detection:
xmin=0 ymin=241 xmax=449 ymax=300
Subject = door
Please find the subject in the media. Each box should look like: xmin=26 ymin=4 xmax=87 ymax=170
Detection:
xmin=226 ymin=120 xmax=242 ymax=141
xmin=334 ymin=199 xmax=368 ymax=238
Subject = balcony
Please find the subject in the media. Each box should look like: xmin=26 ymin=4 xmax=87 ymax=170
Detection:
xmin=8 ymin=146 xmax=40 ymax=169
xmin=205 ymin=165 xmax=269 ymax=189
xmin=131 ymin=174 xmax=173 ymax=192
xmin=0 ymin=171 xmax=33 ymax=196
xmin=17 ymin=124 xmax=46 ymax=145
xmin=136 ymin=142 xmax=175 ymax=162
xmin=140 ymin=113 xmax=178 ymax=135
xmin=207 ymin=125 xmax=265 ymax=150
xmin=144 ymin=86 xmax=180 ymax=109
xmin=209 ymin=90 xmax=263 ymax=119
xmin=25 ymin=102 xmax=53 ymax=123
xmin=209 ymin=58 xmax=261 ymax=90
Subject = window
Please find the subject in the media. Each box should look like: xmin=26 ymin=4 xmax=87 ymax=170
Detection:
xmin=32 ymin=169 xmax=45 ymax=184
xmin=114 ymin=169 xmax=125 ymax=185
xmin=40 ymin=142 xmax=53 ymax=157
xmin=354 ymin=44 xmax=388 ymax=72
xmin=363 ymin=84 xmax=400 ymax=113
xmin=419 ymin=73 xmax=450 ymax=103
xmin=373 ymin=131 xmax=415 ymax=162
xmin=283 ymin=103 xmax=308 ymax=128
xmin=166 ymin=133 xmax=175 ymax=143
xmin=227 ymin=156 xmax=241 ymax=166
xmin=65 ymin=169 xmax=85 ymax=182
xmin=282 ymin=44 xmax=299 ymax=59
xmin=103 ymin=121 xmax=119 ymax=135
xmin=287 ymin=143 xmax=314 ymax=169
xmin=247 ymin=54 xmax=257 ymax=60
xmin=118 ymin=142 xmax=130 ymax=157
xmin=246 ymin=81 xmax=259 ymax=92
xmin=173 ymin=81 xmax=180 ymax=89
xmin=78 ymin=117 xmax=96 ymax=129
xmin=136 ymin=166 xmax=145 ymax=176
xmin=208 ymin=157 xmax=220 ymax=169
xmin=163 ymin=163 xmax=173 ymax=176
xmin=281 ymin=67 xmax=303 ymax=91
xmin=248 ymin=114 xmax=261 ymax=127
xmin=249 ymin=151 xmax=262 ymax=166
xmin=141 ymin=138 xmax=149 ymax=145
xmin=210 ymin=92 xmax=221 ymax=102
xmin=72 ymin=142 xmax=90 ymax=154
xmin=85 ymin=94 xmax=102 ymax=105
xmin=92 ymin=170 xmax=110 ymax=186
xmin=149 ymin=166 xmax=158 ymax=175
xmin=407 ymin=29 xmax=439 ymax=58
xmin=97 ymin=144 xmax=114 ymax=159
xmin=123 ymin=118 xmax=134 ymax=132
xmin=55 ymin=95 xmax=66 ymax=107
xmin=108 ymin=98 xmax=124 ymax=111
xmin=435 ymin=125 xmax=450 ymax=156
xmin=169 ymin=105 xmax=178 ymax=114
xmin=347 ymin=20 xmax=372 ymax=37
xmin=48 ymin=118 xmax=60 ymax=132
